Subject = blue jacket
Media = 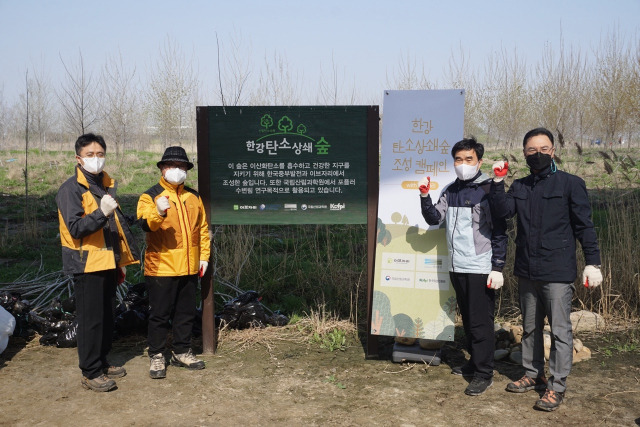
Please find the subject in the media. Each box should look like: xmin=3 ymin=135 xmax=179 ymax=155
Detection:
xmin=421 ymin=171 xmax=507 ymax=274
xmin=490 ymin=167 xmax=600 ymax=282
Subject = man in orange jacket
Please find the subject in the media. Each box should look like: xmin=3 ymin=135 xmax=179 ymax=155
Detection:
xmin=137 ymin=146 xmax=211 ymax=379
xmin=57 ymin=133 xmax=140 ymax=392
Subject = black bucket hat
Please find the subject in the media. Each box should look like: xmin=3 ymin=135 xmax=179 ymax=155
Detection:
xmin=157 ymin=146 xmax=194 ymax=170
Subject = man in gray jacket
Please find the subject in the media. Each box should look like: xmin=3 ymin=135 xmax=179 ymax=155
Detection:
xmin=421 ymin=137 xmax=507 ymax=396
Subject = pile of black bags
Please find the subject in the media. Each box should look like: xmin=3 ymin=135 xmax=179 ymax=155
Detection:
xmin=0 ymin=287 xmax=288 ymax=348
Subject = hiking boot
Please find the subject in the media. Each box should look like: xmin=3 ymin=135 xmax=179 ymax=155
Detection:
xmin=464 ymin=377 xmax=493 ymax=396
xmin=451 ymin=362 xmax=474 ymax=377
xmin=149 ymin=353 xmax=166 ymax=379
xmin=506 ymin=375 xmax=548 ymax=393
xmin=103 ymin=364 xmax=127 ymax=379
xmin=534 ymin=389 xmax=564 ymax=411
xmin=81 ymin=374 xmax=116 ymax=392
xmin=171 ymin=349 xmax=205 ymax=370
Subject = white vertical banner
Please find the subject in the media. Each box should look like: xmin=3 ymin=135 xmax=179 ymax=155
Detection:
xmin=371 ymin=89 xmax=465 ymax=340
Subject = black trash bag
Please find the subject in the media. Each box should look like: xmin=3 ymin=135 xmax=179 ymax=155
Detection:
xmin=216 ymin=312 xmax=239 ymax=329
xmin=0 ymin=291 xmax=16 ymax=311
xmin=28 ymin=311 xmax=52 ymax=334
xmin=61 ymin=297 xmax=76 ymax=314
xmin=12 ymin=299 xmax=30 ymax=316
xmin=267 ymin=313 xmax=289 ymax=327
xmin=39 ymin=332 xmax=59 ymax=346
xmin=56 ymin=319 xmax=78 ymax=348
xmin=41 ymin=298 xmax=73 ymax=321
xmin=237 ymin=301 xmax=268 ymax=329
xmin=114 ymin=309 xmax=148 ymax=336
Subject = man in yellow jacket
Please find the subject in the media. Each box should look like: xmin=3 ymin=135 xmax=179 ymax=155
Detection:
xmin=57 ymin=133 xmax=140 ymax=392
xmin=137 ymin=146 xmax=211 ymax=379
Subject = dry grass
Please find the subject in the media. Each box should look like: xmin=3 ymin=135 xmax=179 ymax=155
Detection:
xmin=216 ymin=307 xmax=357 ymax=354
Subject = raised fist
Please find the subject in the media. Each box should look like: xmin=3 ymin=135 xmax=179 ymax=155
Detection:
xmin=492 ymin=161 xmax=509 ymax=182
xmin=156 ymin=196 xmax=171 ymax=216
xmin=419 ymin=177 xmax=431 ymax=197
xmin=100 ymin=194 xmax=118 ymax=217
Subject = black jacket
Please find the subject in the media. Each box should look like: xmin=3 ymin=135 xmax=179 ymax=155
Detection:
xmin=490 ymin=167 xmax=600 ymax=282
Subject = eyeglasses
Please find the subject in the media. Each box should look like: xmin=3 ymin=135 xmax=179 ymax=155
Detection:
xmin=525 ymin=146 xmax=553 ymax=155
xmin=77 ymin=152 xmax=105 ymax=158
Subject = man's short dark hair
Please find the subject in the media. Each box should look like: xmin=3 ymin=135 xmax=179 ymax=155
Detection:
xmin=523 ymin=127 xmax=554 ymax=147
xmin=75 ymin=133 xmax=106 ymax=155
xmin=451 ymin=136 xmax=484 ymax=160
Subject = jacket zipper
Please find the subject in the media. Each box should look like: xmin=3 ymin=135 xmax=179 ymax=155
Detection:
xmin=176 ymin=188 xmax=192 ymax=274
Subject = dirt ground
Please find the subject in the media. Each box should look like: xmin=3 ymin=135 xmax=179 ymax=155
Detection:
xmin=0 ymin=328 xmax=638 ymax=426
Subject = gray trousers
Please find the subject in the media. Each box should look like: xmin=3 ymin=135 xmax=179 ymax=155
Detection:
xmin=518 ymin=278 xmax=575 ymax=393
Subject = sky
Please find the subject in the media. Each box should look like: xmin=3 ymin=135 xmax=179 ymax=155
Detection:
xmin=0 ymin=0 xmax=639 ymax=107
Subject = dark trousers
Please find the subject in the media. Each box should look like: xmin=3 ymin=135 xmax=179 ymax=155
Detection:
xmin=73 ymin=270 xmax=117 ymax=379
xmin=146 ymin=275 xmax=198 ymax=355
xmin=450 ymin=272 xmax=495 ymax=379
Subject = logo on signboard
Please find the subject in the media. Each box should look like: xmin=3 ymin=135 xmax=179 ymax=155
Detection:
xmin=301 ymin=204 xmax=307 ymax=211
xmin=245 ymin=114 xmax=332 ymax=156
xmin=284 ymin=203 xmax=297 ymax=211
xmin=330 ymin=203 xmax=345 ymax=211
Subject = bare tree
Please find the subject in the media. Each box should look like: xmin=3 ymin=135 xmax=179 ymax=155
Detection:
xmin=58 ymin=50 xmax=99 ymax=135
xmin=147 ymin=36 xmax=199 ymax=147
xmin=589 ymin=28 xmax=634 ymax=145
xmin=316 ymin=53 xmax=358 ymax=106
xmin=481 ymin=48 xmax=531 ymax=149
xmin=385 ymin=52 xmax=435 ymax=90
xmin=101 ymin=50 xmax=139 ymax=158
xmin=445 ymin=44 xmax=481 ymax=137
xmin=0 ymin=85 xmax=7 ymax=148
xmin=215 ymin=31 xmax=252 ymax=107
xmin=28 ymin=59 xmax=54 ymax=151
xmin=532 ymin=37 xmax=586 ymax=149
xmin=250 ymin=51 xmax=301 ymax=106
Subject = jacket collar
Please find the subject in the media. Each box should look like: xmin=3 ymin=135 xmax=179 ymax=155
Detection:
xmin=75 ymin=165 xmax=114 ymax=190
xmin=159 ymin=176 xmax=184 ymax=192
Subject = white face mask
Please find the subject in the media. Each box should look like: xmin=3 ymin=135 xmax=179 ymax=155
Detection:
xmin=164 ymin=168 xmax=187 ymax=184
xmin=81 ymin=157 xmax=105 ymax=174
xmin=454 ymin=163 xmax=479 ymax=181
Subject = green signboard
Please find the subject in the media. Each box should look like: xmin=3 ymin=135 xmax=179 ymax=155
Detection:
xmin=205 ymin=106 xmax=370 ymax=224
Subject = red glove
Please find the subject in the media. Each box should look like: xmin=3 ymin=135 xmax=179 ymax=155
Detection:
xmin=419 ymin=177 xmax=431 ymax=196
xmin=493 ymin=161 xmax=509 ymax=177
xmin=116 ymin=267 xmax=126 ymax=285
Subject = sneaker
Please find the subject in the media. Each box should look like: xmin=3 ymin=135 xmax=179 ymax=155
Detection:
xmin=171 ymin=349 xmax=205 ymax=370
xmin=103 ymin=365 xmax=127 ymax=379
xmin=535 ymin=389 xmax=564 ymax=411
xmin=506 ymin=375 xmax=548 ymax=393
xmin=149 ymin=353 xmax=166 ymax=379
xmin=81 ymin=374 xmax=116 ymax=392
xmin=464 ymin=377 xmax=493 ymax=396
xmin=451 ymin=363 xmax=474 ymax=377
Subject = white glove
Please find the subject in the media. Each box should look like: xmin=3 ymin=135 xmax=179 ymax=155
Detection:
xmin=100 ymin=194 xmax=118 ymax=217
xmin=486 ymin=271 xmax=504 ymax=289
xmin=156 ymin=196 xmax=170 ymax=216
xmin=199 ymin=260 xmax=209 ymax=277
xmin=583 ymin=265 xmax=603 ymax=288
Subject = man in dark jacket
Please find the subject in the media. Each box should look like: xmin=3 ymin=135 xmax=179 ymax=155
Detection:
xmin=420 ymin=137 xmax=507 ymax=396
xmin=490 ymin=127 xmax=603 ymax=411
xmin=56 ymin=133 xmax=140 ymax=392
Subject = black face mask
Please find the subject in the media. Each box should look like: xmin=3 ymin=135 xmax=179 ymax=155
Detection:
xmin=526 ymin=152 xmax=552 ymax=171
